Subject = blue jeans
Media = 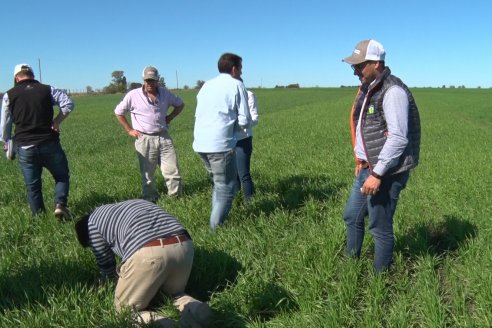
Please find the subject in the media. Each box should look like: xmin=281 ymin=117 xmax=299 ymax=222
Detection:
xmin=235 ymin=136 xmax=255 ymax=200
xmin=343 ymin=168 xmax=409 ymax=272
xmin=198 ymin=150 xmax=237 ymax=229
xmin=17 ymin=140 xmax=70 ymax=215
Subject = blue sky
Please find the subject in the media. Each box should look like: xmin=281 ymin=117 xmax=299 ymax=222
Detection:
xmin=1 ymin=0 xmax=491 ymax=92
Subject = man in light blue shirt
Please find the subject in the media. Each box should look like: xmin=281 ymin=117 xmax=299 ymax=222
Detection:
xmin=193 ymin=53 xmax=250 ymax=229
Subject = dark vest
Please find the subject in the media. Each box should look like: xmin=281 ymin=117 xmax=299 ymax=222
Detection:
xmin=351 ymin=67 xmax=421 ymax=175
xmin=7 ymin=79 xmax=59 ymax=146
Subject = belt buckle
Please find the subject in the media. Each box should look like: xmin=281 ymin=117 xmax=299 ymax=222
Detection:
xmin=159 ymin=235 xmax=181 ymax=247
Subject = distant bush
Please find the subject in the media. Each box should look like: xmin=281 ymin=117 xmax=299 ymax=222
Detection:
xmin=129 ymin=82 xmax=143 ymax=90
xmin=195 ymin=80 xmax=205 ymax=89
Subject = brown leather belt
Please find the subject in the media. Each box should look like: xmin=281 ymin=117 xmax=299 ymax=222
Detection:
xmin=143 ymin=234 xmax=190 ymax=247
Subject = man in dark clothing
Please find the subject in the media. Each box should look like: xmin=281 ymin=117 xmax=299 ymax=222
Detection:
xmin=75 ymin=199 xmax=212 ymax=327
xmin=0 ymin=63 xmax=74 ymax=218
xmin=341 ymin=40 xmax=421 ymax=272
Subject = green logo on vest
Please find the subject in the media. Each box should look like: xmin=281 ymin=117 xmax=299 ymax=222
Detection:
xmin=368 ymin=105 xmax=375 ymax=114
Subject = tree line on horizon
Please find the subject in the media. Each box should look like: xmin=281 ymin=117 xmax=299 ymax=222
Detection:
xmin=1 ymin=70 xmax=482 ymax=96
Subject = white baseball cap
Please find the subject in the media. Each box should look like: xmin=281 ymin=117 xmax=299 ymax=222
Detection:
xmin=342 ymin=39 xmax=385 ymax=65
xmin=14 ymin=63 xmax=34 ymax=77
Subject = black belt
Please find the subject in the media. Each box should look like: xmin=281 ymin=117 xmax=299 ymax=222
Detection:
xmin=140 ymin=131 xmax=162 ymax=136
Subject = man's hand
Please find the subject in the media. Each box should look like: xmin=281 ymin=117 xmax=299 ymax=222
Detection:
xmin=360 ymin=175 xmax=381 ymax=195
xmin=127 ymin=129 xmax=142 ymax=138
xmin=52 ymin=122 xmax=60 ymax=133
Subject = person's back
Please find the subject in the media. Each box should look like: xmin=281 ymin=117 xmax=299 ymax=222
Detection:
xmin=88 ymin=199 xmax=187 ymax=263
xmin=192 ymin=52 xmax=251 ymax=229
xmin=193 ymin=73 xmax=245 ymax=153
xmin=7 ymin=79 xmax=58 ymax=146
xmin=0 ymin=63 xmax=74 ymax=218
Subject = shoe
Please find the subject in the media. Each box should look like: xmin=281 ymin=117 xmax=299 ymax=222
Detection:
xmin=54 ymin=203 xmax=69 ymax=220
xmin=179 ymin=301 xmax=213 ymax=328
xmin=132 ymin=310 xmax=177 ymax=328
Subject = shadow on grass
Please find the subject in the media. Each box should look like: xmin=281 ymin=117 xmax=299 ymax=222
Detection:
xmin=396 ymin=214 xmax=478 ymax=258
xmin=0 ymin=258 xmax=97 ymax=312
xmin=148 ymin=247 xmax=247 ymax=327
xmin=245 ymin=280 xmax=299 ymax=322
xmin=70 ymin=192 xmax=126 ymax=217
xmin=210 ymin=280 xmax=299 ymax=328
xmin=186 ymin=247 xmax=243 ymax=301
xmin=252 ymin=174 xmax=345 ymax=215
xmin=179 ymin=177 xmax=212 ymax=198
xmin=185 ymin=248 xmax=299 ymax=326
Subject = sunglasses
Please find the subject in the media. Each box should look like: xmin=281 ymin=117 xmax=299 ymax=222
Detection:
xmin=351 ymin=61 xmax=372 ymax=73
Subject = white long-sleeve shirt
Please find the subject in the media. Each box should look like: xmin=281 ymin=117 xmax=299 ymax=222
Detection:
xmin=236 ymin=90 xmax=259 ymax=140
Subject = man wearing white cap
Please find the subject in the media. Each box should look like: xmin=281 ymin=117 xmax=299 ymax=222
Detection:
xmin=341 ymin=39 xmax=421 ymax=272
xmin=115 ymin=66 xmax=184 ymax=202
xmin=0 ymin=64 xmax=74 ymax=218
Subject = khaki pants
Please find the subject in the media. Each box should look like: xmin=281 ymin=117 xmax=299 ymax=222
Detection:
xmin=114 ymin=240 xmax=212 ymax=327
xmin=135 ymin=131 xmax=182 ymax=201
xmin=115 ymin=240 xmax=203 ymax=326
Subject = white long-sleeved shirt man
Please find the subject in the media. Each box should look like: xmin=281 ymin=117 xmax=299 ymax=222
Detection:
xmin=192 ymin=73 xmax=250 ymax=153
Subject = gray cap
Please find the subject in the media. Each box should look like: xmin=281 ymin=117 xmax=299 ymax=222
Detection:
xmin=142 ymin=66 xmax=160 ymax=81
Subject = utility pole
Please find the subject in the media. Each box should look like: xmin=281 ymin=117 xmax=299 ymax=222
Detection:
xmin=176 ymin=70 xmax=179 ymax=90
xmin=38 ymin=58 xmax=42 ymax=82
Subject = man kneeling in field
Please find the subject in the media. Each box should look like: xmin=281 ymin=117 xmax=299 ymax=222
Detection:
xmin=75 ymin=199 xmax=212 ymax=327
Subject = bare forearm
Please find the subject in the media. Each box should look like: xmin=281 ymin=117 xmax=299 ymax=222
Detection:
xmin=116 ymin=115 xmax=140 ymax=138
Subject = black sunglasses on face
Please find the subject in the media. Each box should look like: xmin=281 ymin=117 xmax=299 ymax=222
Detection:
xmin=351 ymin=61 xmax=371 ymax=73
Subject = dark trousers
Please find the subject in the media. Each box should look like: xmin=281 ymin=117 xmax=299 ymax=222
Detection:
xmin=235 ymin=136 xmax=255 ymax=199
xmin=17 ymin=140 xmax=70 ymax=215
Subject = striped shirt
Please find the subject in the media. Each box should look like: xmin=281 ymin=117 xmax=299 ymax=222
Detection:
xmin=88 ymin=199 xmax=186 ymax=277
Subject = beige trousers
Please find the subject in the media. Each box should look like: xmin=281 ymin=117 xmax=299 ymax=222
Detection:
xmin=135 ymin=131 xmax=182 ymax=201
xmin=115 ymin=240 xmax=213 ymax=326
xmin=114 ymin=240 xmax=201 ymax=322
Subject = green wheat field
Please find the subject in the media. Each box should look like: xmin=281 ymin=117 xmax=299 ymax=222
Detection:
xmin=0 ymin=87 xmax=491 ymax=327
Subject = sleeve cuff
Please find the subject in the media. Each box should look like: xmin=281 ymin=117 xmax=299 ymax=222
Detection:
xmin=372 ymin=165 xmax=386 ymax=179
